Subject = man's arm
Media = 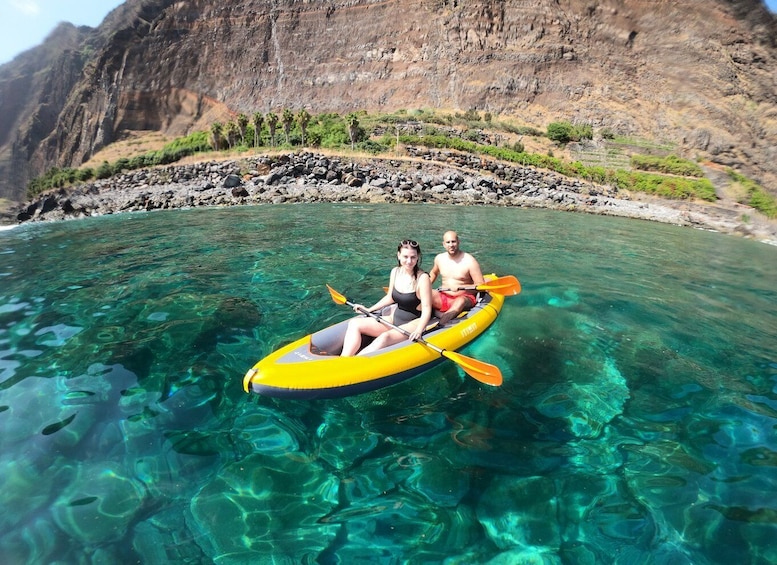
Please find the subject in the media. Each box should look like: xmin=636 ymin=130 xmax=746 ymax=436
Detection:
xmin=429 ymin=256 xmax=440 ymax=284
xmin=468 ymin=254 xmax=485 ymax=286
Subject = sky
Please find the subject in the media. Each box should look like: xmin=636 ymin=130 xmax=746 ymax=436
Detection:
xmin=1 ymin=0 xmax=776 ymax=65
xmin=0 ymin=0 xmax=125 ymax=64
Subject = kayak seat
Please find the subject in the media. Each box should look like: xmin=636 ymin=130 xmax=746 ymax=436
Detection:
xmin=309 ymin=306 xmax=396 ymax=356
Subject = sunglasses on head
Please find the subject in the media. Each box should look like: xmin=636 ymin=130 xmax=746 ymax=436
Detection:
xmin=401 ymin=239 xmax=419 ymax=248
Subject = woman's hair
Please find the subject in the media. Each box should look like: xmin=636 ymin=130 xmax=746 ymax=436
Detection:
xmin=397 ymin=239 xmax=422 ymax=279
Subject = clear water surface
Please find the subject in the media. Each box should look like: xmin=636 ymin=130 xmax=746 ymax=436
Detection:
xmin=1 ymin=204 xmax=775 ymax=564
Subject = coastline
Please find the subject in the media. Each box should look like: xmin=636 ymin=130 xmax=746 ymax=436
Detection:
xmin=7 ymin=149 xmax=777 ymax=246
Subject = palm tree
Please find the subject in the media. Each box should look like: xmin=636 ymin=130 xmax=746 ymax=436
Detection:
xmin=236 ymin=113 xmax=249 ymax=146
xmin=297 ymin=109 xmax=311 ymax=147
xmin=347 ymin=113 xmax=359 ymax=150
xmin=252 ymin=112 xmax=264 ymax=148
xmin=210 ymin=122 xmax=223 ymax=151
xmin=282 ymin=108 xmax=294 ymax=145
xmin=266 ymin=112 xmax=279 ymax=147
xmin=225 ymin=121 xmax=239 ymax=149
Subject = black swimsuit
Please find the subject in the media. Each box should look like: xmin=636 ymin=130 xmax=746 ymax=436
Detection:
xmin=391 ymin=287 xmax=422 ymax=326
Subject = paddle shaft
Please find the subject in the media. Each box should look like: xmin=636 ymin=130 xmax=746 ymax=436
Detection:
xmin=437 ymin=275 xmax=521 ymax=296
xmin=349 ymin=301 xmax=446 ymax=355
xmin=438 ymin=276 xmax=519 ymax=292
xmin=326 ymin=284 xmax=502 ymax=386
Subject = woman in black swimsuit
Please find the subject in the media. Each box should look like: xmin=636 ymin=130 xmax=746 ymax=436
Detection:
xmin=341 ymin=239 xmax=433 ymax=356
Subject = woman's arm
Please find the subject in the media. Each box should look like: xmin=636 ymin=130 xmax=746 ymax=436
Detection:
xmin=409 ymin=272 xmax=433 ymax=341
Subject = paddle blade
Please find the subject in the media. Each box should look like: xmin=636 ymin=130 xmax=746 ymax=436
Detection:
xmin=326 ymin=284 xmax=348 ymax=305
xmin=479 ymin=275 xmax=521 ymax=296
xmin=442 ymin=350 xmax=503 ymax=386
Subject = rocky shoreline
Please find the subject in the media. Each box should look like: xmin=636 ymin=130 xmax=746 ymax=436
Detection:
xmin=9 ymin=149 xmax=777 ymax=245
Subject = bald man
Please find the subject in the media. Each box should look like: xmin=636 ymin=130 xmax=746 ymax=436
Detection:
xmin=429 ymin=231 xmax=485 ymax=325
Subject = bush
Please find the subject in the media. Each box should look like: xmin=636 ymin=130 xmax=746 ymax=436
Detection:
xmin=77 ymin=168 xmax=94 ymax=182
xmin=356 ymin=140 xmax=389 ymax=154
xmin=96 ymin=161 xmax=113 ymax=179
xmin=306 ymin=130 xmax=323 ymax=147
xmin=631 ymin=154 xmax=703 ymax=177
xmin=547 ymin=122 xmax=574 ymax=144
xmin=455 ymin=109 xmax=481 ymax=122
xmin=547 ymin=121 xmax=593 ymax=144
xmin=611 ymin=171 xmax=716 ymax=201
xmin=574 ymin=124 xmax=594 ymax=141
xmin=163 ymin=131 xmax=211 ymax=154
xmin=26 ymin=165 xmax=98 ymax=197
xmin=112 ymin=157 xmax=131 ymax=175
xmin=748 ymin=189 xmax=777 ymax=218
xmin=306 ymin=113 xmax=351 ymax=148
xmin=128 ymin=155 xmax=147 ymax=170
xmin=728 ymin=169 xmax=777 ymax=218
xmin=501 ymin=123 xmax=544 ymax=137
xmin=463 ymin=129 xmax=481 ymax=142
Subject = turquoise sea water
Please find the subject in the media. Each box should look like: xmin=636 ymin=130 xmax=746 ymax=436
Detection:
xmin=1 ymin=203 xmax=776 ymax=564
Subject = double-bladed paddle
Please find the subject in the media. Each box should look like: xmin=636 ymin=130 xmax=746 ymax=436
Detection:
xmin=438 ymin=275 xmax=521 ymax=296
xmin=326 ymin=284 xmax=503 ymax=386
xmin=383 ymin=275 xmax=521 ymax=296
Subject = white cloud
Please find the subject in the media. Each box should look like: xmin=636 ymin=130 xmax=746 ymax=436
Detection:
xmin=9 ymin=0 xmax=41 ymax=16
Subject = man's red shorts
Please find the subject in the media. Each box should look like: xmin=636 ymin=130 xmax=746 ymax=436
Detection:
xmin=438 ymin=291 xmax=477 ymax=312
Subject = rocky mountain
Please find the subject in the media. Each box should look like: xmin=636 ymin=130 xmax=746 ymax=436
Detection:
xmin=1 ymin=0 xmax=776 ymax=202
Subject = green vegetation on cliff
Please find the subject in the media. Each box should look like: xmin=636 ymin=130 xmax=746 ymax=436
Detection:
xmin=728 ymin=169 xmax=777 ymax=219
xmin=630 ymin=154 xmax=704 ymax=177
xmin=26 ymin=109 xmax=776 ymax=218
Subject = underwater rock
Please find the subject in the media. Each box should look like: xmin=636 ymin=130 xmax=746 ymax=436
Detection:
xmin=0 ymin=456 xmax=60 ymax=532
xmin=334 ymin=450 xmax=403 ymax=504
xmin=0 ymin=370 xmax=126 ymax=455
xmin=0 ymin=376 xmax=78 ymax=451
xmin=535 ymin=357 xmax=629 ymax=439
xmin=0 ymin=514 xmax=61 ymax=564
xmin=568 ymin=474 xmax=654 ymax=557
xmin=318 ymin=489 xmax=450 ymax=562
xmin=233 ymin=407 xmax=302 ymax=455
xmin=403 ymin=454 xmax=470 ymax=508
xmin=315 ymin=416 xmax=381 ymax=471
xmin=555 ymin=426 xmax=630 ymax=474
xmin=188 ymin=453 xmax=339 ymax=561
xmin=51 ymin=461 xmax=145 ymax=546
xmin=477 ymin=475 xmax=560 ymax=551
xmin=193 ymin=295 xmax=262 ymax=350
xmin=547 ymin=289 xmax=580 ymax=309
xmin=133 ymin=507 xmax=208 ymax=563
xmin=484 ymin=547 xmax=563 ymax=564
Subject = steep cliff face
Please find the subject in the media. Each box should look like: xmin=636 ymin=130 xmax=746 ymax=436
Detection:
xmin=1 ymin=0 xmax=776 ymax=201
xmin=0 ymin=23 xmax=93 ymax=197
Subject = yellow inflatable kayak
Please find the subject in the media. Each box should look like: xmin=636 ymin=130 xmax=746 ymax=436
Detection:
xmin=243 ymin=277 xmax=512 ymax=399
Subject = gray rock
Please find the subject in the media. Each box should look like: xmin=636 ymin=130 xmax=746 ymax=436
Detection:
xmin=223 ymin=174 xmax=242 ymax=188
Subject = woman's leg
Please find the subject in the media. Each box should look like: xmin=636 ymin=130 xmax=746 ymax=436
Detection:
xmin=341 ymin=317 xmax=388 ymax=356
xmin=357 ymin=318 xmax=420 ymax=355
xmin=358 ymin=328 xmax=404 ymax=355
